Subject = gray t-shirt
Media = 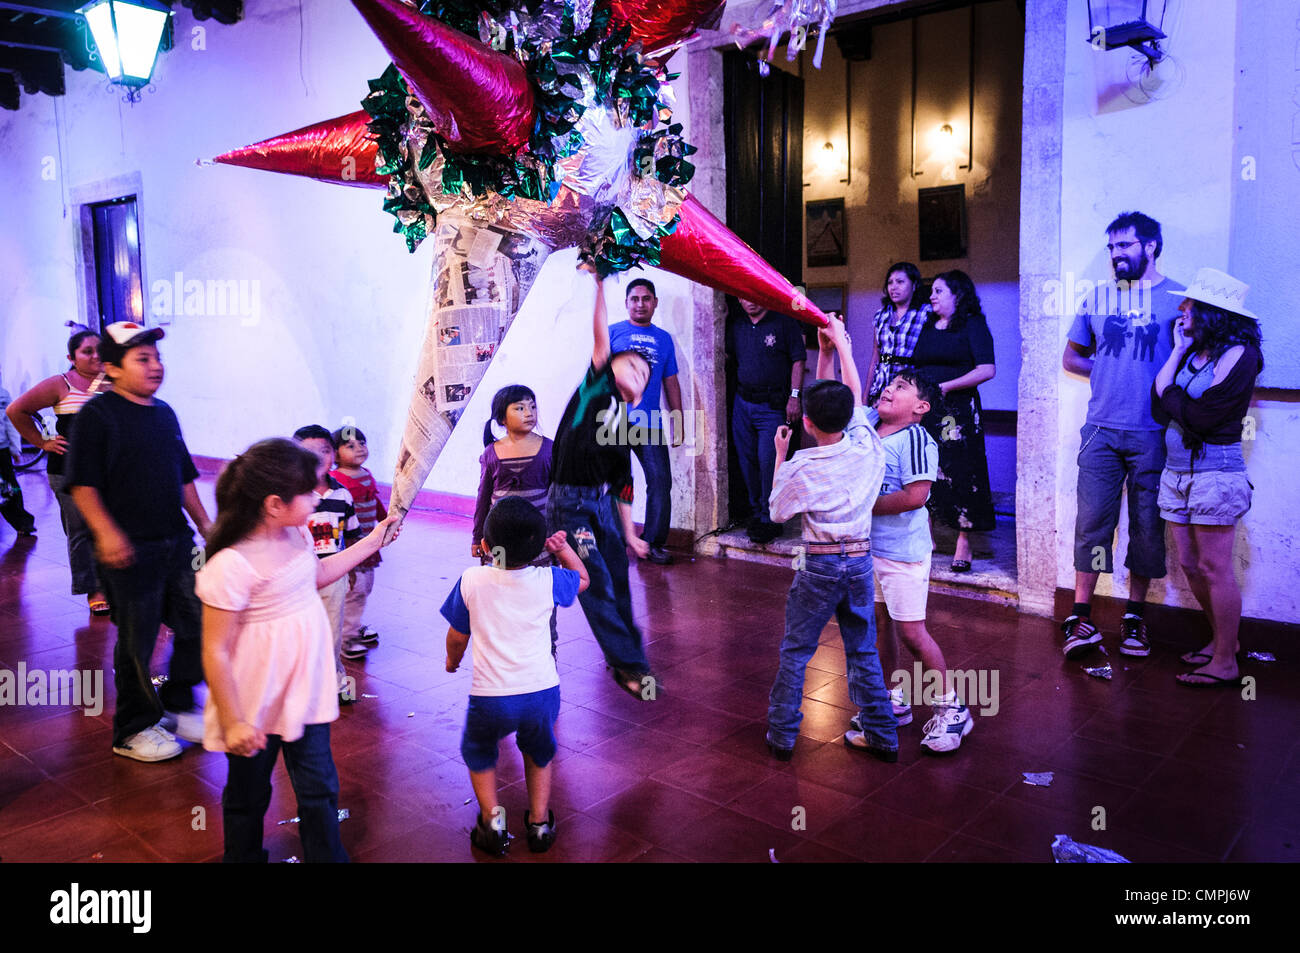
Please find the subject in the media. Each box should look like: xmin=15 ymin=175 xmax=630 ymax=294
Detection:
xmin=1068 ymin=277 xmax=1185 ymax=431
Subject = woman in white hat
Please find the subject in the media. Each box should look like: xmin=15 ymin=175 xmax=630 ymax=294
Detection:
xmin=1151 ymin=268 xmax=1262 ymax=687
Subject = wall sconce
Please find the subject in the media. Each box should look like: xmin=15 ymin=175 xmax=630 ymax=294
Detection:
xmin=1086 ymin=0 xmax=1167 ymax=64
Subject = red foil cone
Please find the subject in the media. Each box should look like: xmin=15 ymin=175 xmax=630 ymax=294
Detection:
xmin=609 ymin=0 xmax=728 ymax=53
xmin=660 ymin=195 xmax=830 ymax=327
xmin=213 ymin=110 xmax=385 ymax=188
xmin=352 ymin=0 xmax=535 ymax=154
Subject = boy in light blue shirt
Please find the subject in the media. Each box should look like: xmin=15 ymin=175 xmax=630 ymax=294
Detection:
xmin=866 ymin=371 xmax=973 ymax=755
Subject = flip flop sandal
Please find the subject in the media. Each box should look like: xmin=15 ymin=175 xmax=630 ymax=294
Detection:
xmin=610 ymin=666 xmax=652 ymax=700
xmin=1179 ymin=651 xmax=1213 ymax=666
xmin=1176 ymin=669 xmax=1241 ymax=689
xmin=950 ymin=560 xmax=972 ymax=573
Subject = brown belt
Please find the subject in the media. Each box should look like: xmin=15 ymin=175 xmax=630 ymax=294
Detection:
xmin=803 ymin=539 xmax=871 ymax=555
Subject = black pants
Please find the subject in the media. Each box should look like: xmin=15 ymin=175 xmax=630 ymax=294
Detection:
xmin=0 ymin=453 xmax=35 ymax=534
xmin=98 ymin=534 xmax=204 ymax=746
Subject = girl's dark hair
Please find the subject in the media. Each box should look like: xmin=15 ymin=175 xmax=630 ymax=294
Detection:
xmin=483 ymin=384 xmax=537 ymax=446
xmin=205 ymin=438 xmax=320 ymax=560
xmin=1188 ymin=301 xmax=1264 ymax=370
xmin=879 ymin=261 xmax=927 ymax=311
xmin=928 ymin=270 xmax=985 ymax=333
xmin=67 ymin=330 xmax=99 ymax=360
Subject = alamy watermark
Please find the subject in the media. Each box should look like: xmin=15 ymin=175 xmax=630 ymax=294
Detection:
xmin=1040 ymin=275 xmax=1156 ymax=320
xmin=0 ymin=664 xmax=103 ymax=716
xmin=595 ymin=404 xmax=708 ymax=457
xmin=150 ymin=270 xmax=260 ymax=326
xmin=891 ymin=661 xmax=999 ymax=717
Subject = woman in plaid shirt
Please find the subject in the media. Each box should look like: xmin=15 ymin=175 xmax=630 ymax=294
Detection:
xmin=867 ymin=262 xmax=931 ymax=407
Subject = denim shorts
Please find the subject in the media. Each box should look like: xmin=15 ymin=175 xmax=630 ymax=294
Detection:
xmin=1159 ymin=469 xmax=1252 ymax=525
xmin=1073 ymin=425 xmax=1167 ymax=577
xmin=461 ymin=686 xmax=561 ymax=772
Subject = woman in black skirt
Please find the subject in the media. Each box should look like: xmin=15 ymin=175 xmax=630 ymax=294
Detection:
xmin=910 ymin=270 xmax=997 ymax=571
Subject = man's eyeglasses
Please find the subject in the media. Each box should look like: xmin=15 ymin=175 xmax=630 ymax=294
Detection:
xmin=1106 ymin=240 xmax=1141 ymax=253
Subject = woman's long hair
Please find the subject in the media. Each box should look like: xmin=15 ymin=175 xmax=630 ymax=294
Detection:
xmin=929 ymin=269 xmax=985 ymax=333
xmin=879 ymin=261 xmax=927 ymax=312
xmin=483 ymin=384 xmax=538 ymax=446
xmin=1189 ymin=302 xmax=1264 ymax=371
xmin=205 ymin=438 xmax=319 ymax=561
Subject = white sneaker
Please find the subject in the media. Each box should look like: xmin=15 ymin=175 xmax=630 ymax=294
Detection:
xmin=162 ymin=709 xmax=205 ymax=744
xmin=850 ymin=687 xmax=912 ymax=732
xmin=919 ymin=704 xmax=973 ymax=755
xmin=113 ymin=723 xmax=182 ymax=762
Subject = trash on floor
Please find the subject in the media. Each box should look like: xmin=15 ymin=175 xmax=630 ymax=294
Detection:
xmin=1022 ymin=771 xmax=1054 ymax=786
xmin=1051 ymin=834 xmax=1130 ymax=863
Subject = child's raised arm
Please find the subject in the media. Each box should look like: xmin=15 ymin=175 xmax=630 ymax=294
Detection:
xmin=545 ymin=530 xmax=590 ymax=594
xmin=318 ymin=512 xmax=401 ymax=588
xmin=587 ymin=268 xmax=611 ymax=370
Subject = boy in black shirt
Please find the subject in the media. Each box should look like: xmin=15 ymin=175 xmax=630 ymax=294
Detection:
xmin=548 ymin=270 xmax=656 ymax=699
xmin=68 ymin=322 xmax=212 ymax=762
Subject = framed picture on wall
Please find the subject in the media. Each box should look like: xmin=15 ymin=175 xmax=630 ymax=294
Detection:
xmin=801 ymin=284 xmax=846 ymax=347
xmin=806 ymin=198 xmax=846 ymax=267
xmin=918 ymin=185 xmax=967 ymax=261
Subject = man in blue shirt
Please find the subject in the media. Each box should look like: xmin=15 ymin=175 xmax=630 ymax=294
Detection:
xmin=1061 ymin=211 xmax=1184 ymax=659
xmin=608 ymin=279 xmax=682 ymax=565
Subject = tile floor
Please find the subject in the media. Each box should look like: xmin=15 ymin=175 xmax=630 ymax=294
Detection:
xmin=0 ymin=469 xmax=1296 ymax=863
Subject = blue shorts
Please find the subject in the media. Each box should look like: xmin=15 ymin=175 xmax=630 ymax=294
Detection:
xmin=461 ymin=686 xmax=561 ymax=772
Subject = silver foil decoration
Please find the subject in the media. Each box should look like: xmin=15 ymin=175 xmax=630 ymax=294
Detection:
xmin=1246 ymin=651 xmax=1275 ymax=662
xmin=1022 ymin=772 xmax=1054 ymax=787
xmin=1084 ymin=662 xmax=1113 ymax=680
xmin=1051 ymin=834 xmax=1130 ymax=863
xmin=278 ymin=809 xmax=350 ymax=826
xmin=729 ymin=1 xmax=838 ymax=71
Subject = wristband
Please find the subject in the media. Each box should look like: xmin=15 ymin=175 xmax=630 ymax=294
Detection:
xmin=790 ymin=389 xmax=800 ymax=398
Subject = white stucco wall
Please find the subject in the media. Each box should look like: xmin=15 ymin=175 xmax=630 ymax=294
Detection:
xmin=0 ymin=0 xmax=698 ymax=530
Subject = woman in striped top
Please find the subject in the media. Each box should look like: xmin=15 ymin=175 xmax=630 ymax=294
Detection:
xmin=5 ymin=330 xmax=112 ymax=614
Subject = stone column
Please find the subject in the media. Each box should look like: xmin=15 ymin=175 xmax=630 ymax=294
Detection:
xmin=683 ymin=45 xmax=731 ymax=548
xmin=1016 ymin=0 xmax=1068 ymax=616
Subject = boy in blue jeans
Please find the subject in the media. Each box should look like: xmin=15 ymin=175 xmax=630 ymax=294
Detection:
xmin=765 ymin=315 xmax=897 ymax=762
xmin=442 ymin=497 xmax=589 ymax=855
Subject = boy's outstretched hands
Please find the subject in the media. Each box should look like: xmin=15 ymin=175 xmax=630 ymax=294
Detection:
xmin=818 ymin=312 xmax=849 ymax=351
xmin=774 ymin=424 xmax=792 ymax=457
xmin=543 ymin=530 xmax=572 ymax=555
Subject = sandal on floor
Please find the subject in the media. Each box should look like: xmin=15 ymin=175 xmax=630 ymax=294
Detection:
xmin=610 ymin=666 xmax=653 ymax=701
xmin=1179 ymin=651 xmax=1213 ymax=666
xmin=1176 ymin=668 xmax=1241 ymax=689
xmin=88 ymin=599 xmax=111 ymax=617
xmin=950 ymin=559 xmax=972 ymax=573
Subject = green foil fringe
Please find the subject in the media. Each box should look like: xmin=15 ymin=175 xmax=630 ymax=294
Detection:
xmin=363 ymin=0 xmax=697 ymax=275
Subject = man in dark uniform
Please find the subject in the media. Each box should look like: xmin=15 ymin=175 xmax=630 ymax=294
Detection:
xmin=726 ymin=299 xmax=806 ymax=543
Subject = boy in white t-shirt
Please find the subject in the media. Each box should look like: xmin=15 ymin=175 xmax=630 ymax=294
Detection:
xmin=866 ymin=372 xmax=973 ymax=754
xmin=441 ymin=497 xmax=589 ymax=856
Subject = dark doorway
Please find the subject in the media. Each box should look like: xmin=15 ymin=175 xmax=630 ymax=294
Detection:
xmin=722 ymin=51 xmax=805 ymax=525
xmin=88 ymin=195 xmax=144 ymax=331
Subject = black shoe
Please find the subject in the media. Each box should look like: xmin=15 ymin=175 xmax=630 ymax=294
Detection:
xmin=750 ymin=522 xmax=782 ymax=545
xmin=765 ymin=735 xmax=794 ymax=762
xmin=1061 ymin=615 xmax=1102 ymax=659
xmin=647 ymin=545 xmax=674 ymax=565
xmin=843 ymin=731 xmax=899 ymax=763
xmin=1118 ymin=616 xmax=1150 ymax=657
xmin=525 ymin=809 xmax=557 ymax=853
xmin=470 ymin=813 xmax=511 ymax=856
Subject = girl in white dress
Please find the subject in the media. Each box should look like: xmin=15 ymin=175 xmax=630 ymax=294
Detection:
xmin=197 ymin=438 xmax=400 ymax=862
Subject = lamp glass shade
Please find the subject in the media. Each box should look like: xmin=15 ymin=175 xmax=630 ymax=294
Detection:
xmin=80 ymin=0 xmax=169 ymax=86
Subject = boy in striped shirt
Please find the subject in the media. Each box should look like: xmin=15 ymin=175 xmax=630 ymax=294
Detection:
xmin=764 ymin=316 xmax=897 ymax=763
xmin=331 ymin=425 xmax=386 ymax=660
xmin=868 ymin=372 xmax=973 ymax=754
